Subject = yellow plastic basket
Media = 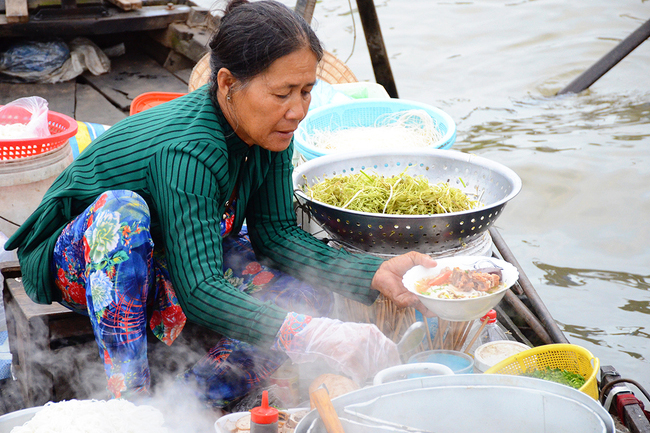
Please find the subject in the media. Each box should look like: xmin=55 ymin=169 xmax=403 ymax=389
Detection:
xmin=484 ymin=343 xmax=600 ymax=400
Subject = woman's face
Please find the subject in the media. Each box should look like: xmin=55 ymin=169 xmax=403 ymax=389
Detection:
xmin=224 ymin=47 xmax=318 ymax=152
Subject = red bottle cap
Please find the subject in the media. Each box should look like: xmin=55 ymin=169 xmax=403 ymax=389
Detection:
xmin=250 ymin=390 xmax=279 ymax=424
xmin=481 ymin=309 xmax=497 ymax=324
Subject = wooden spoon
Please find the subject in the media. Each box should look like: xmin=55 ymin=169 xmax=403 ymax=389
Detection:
xmin=310 ymin=384 xmax=345 ymax=433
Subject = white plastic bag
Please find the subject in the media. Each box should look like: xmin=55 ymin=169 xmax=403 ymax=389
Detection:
xmin=45 ymin=37 xmax=110 ymax=84
xmin=0 ymin=96 xmax=50 ymax=139
xmin=281 ymin=317 xmax=401 ymax=384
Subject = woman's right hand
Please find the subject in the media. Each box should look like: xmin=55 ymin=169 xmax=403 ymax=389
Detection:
xmin=278 ymin=316 xmax=401 ymax=384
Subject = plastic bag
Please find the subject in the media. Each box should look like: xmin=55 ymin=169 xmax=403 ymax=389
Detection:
xmin=281 ymin=317 xmax=401 ymax=384
xmin=0 ymin=38 xmax=110 ymax=84
xmin=0 ymin=96 xmax=50 ymax=139
xmin=309 ymin=79 xmax=353 ymax=111
xmin=45 ymin=37 xmax=111 ymax=84
xmin=0 ymin=40 xmax=70 ymax=83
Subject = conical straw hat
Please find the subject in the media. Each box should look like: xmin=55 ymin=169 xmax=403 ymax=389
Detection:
xmin=188 ymin=50 xmax=357 ymax=92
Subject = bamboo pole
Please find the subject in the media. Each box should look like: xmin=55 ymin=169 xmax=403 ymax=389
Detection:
xmin=489 ymin=227 xmax=568 ymax=344
xmin=354 ymin=0 xmax=399 ymax=98
xmin=558 ymin=18 xmax=650 ymax=95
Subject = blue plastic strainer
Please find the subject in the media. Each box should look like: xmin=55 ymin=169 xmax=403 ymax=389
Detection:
xmin=294 ymin=99 xmax=456 ymax=161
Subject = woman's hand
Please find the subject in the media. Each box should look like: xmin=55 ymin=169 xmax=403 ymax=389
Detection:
xmin=371 ymin=251 xmax=438 ymax=317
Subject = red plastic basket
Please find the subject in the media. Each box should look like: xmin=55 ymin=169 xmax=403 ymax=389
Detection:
xmin=0 ymin=105 xmax=78 ymax=160
xmin=129 ymin=92 xmax=186 ymax=116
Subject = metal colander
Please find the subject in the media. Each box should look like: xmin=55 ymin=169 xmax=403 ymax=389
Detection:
xmin=292 ymin=149 xmax=522 ymax=254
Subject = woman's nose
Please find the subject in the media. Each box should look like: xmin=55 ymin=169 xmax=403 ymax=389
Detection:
xmin=287 ymin=98 xmax=308 ymax=120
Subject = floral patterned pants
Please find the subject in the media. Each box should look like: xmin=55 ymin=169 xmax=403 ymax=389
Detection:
xmin=52 ymin=190 xmax=332 ymax=405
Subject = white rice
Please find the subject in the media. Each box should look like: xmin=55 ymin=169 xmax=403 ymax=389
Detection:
xmin=10 ymin=399 xmax=168 ymax=433
xmin=0 ymin=123 xmax=34 ymax=140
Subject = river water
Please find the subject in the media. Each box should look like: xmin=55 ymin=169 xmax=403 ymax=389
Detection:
xmin=296 ymin=0 xmax=650 ymax=386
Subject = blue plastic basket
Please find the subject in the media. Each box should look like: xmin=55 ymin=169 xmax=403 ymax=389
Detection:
xmin=294 ymin=98 xmax=456 ymax=161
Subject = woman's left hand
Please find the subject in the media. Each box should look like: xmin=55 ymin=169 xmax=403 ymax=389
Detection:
xmin=370 ymin=251 xmax=438 ymax=317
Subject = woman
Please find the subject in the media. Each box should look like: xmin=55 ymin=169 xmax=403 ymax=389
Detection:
xmin=5 ymin=0 xmax=436 ymax=405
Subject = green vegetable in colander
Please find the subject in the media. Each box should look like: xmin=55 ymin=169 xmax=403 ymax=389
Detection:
xmin=303 ymin=169 xmax=479 ymax=215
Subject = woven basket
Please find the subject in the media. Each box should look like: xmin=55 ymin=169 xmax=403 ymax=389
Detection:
xmin=188 ymin=50 xmax=357 ymax=92
xmin=484 ymin=343 xmax=600 ymax=400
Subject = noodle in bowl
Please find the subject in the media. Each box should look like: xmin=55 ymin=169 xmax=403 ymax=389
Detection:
xmin=402 ymin=256 xmax=519 ymax=321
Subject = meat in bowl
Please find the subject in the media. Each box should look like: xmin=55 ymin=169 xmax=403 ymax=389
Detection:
xmin=414 ymin=266 xmax=503 ymax=299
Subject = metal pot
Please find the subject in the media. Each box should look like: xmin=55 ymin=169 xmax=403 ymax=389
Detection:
xmin=295 ymin=374 xmax=614 ymax=433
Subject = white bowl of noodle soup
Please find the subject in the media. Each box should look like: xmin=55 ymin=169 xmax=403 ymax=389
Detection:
xmin=403 ymin=256 xmax=519 ymax=321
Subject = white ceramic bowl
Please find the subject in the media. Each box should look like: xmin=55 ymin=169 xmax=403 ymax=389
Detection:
xmin=0 ymin=407 xmax=42 ymax=433
xmin=474 ymin=340 xmax=531 ymax=373
xmin=402 ymin=256 xmax=519 ymax=321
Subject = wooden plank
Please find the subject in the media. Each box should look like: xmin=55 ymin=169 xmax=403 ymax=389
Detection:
xmin=105 ymin=0 xmax=141 ymax=11
xmin=0 ymin=5 xmax=191 ymax=38
xmin=171 ymin=67 xmax=193 ymax=85
xmin=5 ymin=278 xmax=71 ymax=321
xmin=5 ymin=0 xmax=28 ymax=23
xmin=82 ymin=47 xmax=189 ymax=112
xmin=0 ymin=82 xmax=75 ymax=118
xmin=149 ymin=22 xmax=210 ymax=63
xmin=75 ymin=82 xmax=127 ymax=125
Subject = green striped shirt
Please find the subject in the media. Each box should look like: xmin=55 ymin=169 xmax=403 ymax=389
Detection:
xmin=5 ymin=85 xmax=384 ymax=347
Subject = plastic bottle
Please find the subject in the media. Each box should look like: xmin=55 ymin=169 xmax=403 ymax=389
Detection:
xmin=250 ymin=390 xmax=279 ymax=433
xmin=477 ymin=309 xmax=509 ymax=345
xmin=462 ymin=309 xmax=508 ymax=355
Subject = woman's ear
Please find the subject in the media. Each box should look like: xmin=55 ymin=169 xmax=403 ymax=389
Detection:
xmin=216 ymin=68 xmax=236 ymax=100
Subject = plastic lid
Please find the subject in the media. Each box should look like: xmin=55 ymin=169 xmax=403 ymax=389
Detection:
xmin=481 ymin=309 xmax=497 ymax=324
xmin=250 ymin=390 xmax=278 ymax=424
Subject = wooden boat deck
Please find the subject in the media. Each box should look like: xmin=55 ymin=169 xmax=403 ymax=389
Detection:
xmin=0 ymin=36 xmax=194 ymax=125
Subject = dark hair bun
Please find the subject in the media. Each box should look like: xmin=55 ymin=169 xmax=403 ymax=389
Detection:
xmin=223 ymin=0 xmax=248 ymax=16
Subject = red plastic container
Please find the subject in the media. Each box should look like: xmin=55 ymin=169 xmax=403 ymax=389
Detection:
xmin=0 ymin=105 xmax=78 ymax=160
xmin=129 ymin=91 xmax=186 ymax=116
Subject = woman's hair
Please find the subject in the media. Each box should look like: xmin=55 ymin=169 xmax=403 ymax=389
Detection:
xmin=208 ymin=0 xmax=324 ymax=99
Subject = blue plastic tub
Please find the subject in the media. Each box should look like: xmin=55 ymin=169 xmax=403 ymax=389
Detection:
xmin=408 ymin=350 xmax=474 ymax=375
xmin=294 ymin=98 xmax=456 ymax=161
